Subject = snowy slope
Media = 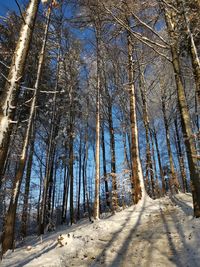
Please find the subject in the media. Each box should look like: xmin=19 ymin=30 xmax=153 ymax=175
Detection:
xmin=1 ymin=193 xmax=200 ymax=267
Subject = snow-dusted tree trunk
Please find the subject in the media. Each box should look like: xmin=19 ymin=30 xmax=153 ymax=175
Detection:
xmin=139 ymin=68 xmax=155 ymax=198
xmin=1 ymin=3 xmax=52 ymax=255
xmin=164 ymin=2 xmax=200 ymax=217
xmin=180 ymin=0 xmax=200 ymax=105
xmin=94 ymin=24 xmax=101 ymax=220
xmin=127 ymin=32 xmax=145 ymax=204
xmin=0 ymin=0 xmax=40 ymax=183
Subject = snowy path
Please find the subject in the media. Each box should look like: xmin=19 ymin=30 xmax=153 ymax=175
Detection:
xmin=1 ymin=193 xmax=200 ymax=267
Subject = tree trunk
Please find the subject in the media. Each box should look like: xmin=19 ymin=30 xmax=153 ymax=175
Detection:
xmin=122 ymin=123 xmax=131 ymax=170
xmin=1 ymin=4 xmax=51 ymax=254
xmin=39 ymin=24 xmax=62 ymax=233
xmin=94 ymin=23 xmax=101 ymax=220
xmin=0 ymin=0 xmax=40 ymax=183
xmin=180 ymin=0 xmax=200 ymax=104
xmin=20 ymin=123 xmax=35 ymax=238
xmin=127 ymin=31 xmax=144 ymax=204
xmin=47 ymin=153 xmax=55 ymax=222
xmin=149 ymin=130 xmax=160 ymax=197
xmin=161 ymin=98 xmax=179 ymax=194
xmin=83 ymin=122 xmax=92 ymax=222
xmin=77 ymin=137 xmax=82 ymax=220
xmin=101 ymin=124 xmax=109 ymax=207
xmin=153 ymin=128 xmax=166 ymax=195
xmin=107 ymin=99 xmax=118 ymax=210
xmin=61 ymin=163 xmax=69 ymax=224
xmin=164 ymin=3 xmax=200 ymax=217
xmin=69 ymin=106 xmax=75 ymax=225
xmin=174 ymin=117 xmax=188 ymax=192
xmin=51 ymin=161 xmax=57 ymax=219
xmin=139 ymin=69 xmax=155 ymax=198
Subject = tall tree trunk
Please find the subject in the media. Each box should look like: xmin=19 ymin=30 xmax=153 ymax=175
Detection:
xmin=161 ymin=97 xmax=179 ymax=194
xmin=149 ymin=130 xmax=160 ymax=197
xmin=51 ymin=161 xmax=57 ymax=219
xmin=139 ymin=69 xmax=155 ymax=198
xmin=164 ymin=2 xmax=200 ymax=217
xmin=174 ymin=117 xmax=188 ymax=192
xmin=94 ymin=22 xmax=101 ymax=220
xmin=37 ymin=164 xmax=43 ymax=224
xmin=0 ymin=0 xmax=40 ymax=186
xmin=108 ymin=100 xmax=118 ymax=210
xmin=82 ymin=141 xmax=87 ymax=213
xmin=127 ymin=31 xmax=144 ymax=204
xmin=179 ymin=0 xmax=200 ymax=104
xmin=47 ymin=153 xmax=55 ymax=222
xmin=153 ymin=128 xmax=166 ymax=195
xmin=69 ymin=105 xmax=75 ymax=225
xmin=61 ymin=163 xmax=69 ymax=224
xmin=39 ymin=26 xmax=62 ymax=233
xmin=83 ymin=121 xmax=92 ymax=221
xmin=1 ymin=4 xmax=51 ymax=254
xmin=101 ymin=124 xmax=109 ymax=207
xmin=20 ymin=122 xmax=36 ymax=238
xmin=77 ymin=136 xmax=82 ymax=220
xmin=122 ymin=123 xmax=131 ymax=170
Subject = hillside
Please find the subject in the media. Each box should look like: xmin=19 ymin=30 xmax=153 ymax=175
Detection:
xmin=1 ymin=193 xmax=200 ymax=267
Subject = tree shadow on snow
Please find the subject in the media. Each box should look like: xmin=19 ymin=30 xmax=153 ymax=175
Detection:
xmin=11 ymin=242 xmax=57 ymax=267
xmin=158 ymin=196 xmax=199 ymax=267
xmin=170 ymin=194 xmax=193 ymax=216
xmin=91 ymin=195 xmax=147 ymax=267
xmin=92 ymin=194 xmax=199 ymax=267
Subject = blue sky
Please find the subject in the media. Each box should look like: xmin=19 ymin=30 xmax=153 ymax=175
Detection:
xmin=0 ymin=0 xmax=20 ymax=16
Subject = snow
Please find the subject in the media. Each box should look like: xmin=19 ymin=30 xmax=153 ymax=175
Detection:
xmin=0 ymin=116 xmax=9 ymax=145
xmin=1 ymin=193 xmax=200 ymax=267
xmin=41 ymin=0 xmax=49 ymax=4
xmin=13 ymin=181 xmax=20 ymax=204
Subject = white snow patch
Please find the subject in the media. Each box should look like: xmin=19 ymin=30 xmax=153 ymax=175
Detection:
xmin=0 ymin=116 xmax=9 ymax=145
xmin=13 ymin=181 xmax=20 ymax=203
xmin=41 ymin=0 xmax=49 ymax=4
xmin=1 ymin=193 xmax=200 ymax=267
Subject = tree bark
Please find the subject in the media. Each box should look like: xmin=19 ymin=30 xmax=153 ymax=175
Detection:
xmin=94 ymin=21 xmax=101 ymax=220
xmin=179 ymin=0 xmax=200 ymax=104
xmin=139 ymin=68 xmax=155 ymax=198
xmin=127 ymin=31 xmax=144 ymax=204
xmin=1 ymin=3 xmax=51 ymax=254
xmin=174 ymin=117 xmax=188 ymax=192
xmin=0 ymin=0 xmax=40 ymax=184
xmin=164 ymin=3 xmax=200 ymax=217
xmin=20 ymin=122 xmax=36 ymax=238
xmin=161 ymin=97 xmax=179 ymax=194
xmin=152 ymin=128 xmax=166 ymax=195
xmin=77 ymin=136 xmax=82 ymax=220
xmin=101 ymin=124 xmax=109 ymax=207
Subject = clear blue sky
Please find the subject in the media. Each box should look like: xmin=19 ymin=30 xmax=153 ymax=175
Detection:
xmin=0 ymin=0 xmax=26 ymax=16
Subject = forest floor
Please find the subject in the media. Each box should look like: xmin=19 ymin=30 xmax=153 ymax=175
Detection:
xmin=1 ymin=193 xmax=200 ymax=267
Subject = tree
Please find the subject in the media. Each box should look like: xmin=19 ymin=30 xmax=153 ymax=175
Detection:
xmin=162 ymin=0 xmax=200 ymax=217
xmin=0 ymin=0 xmax=40 ymax=184
xmin=1 ymin=2 xmax=52 ymax=254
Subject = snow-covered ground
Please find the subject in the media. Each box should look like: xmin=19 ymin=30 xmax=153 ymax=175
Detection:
xmin=1 ymin=193 xmax=200 ymax=267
